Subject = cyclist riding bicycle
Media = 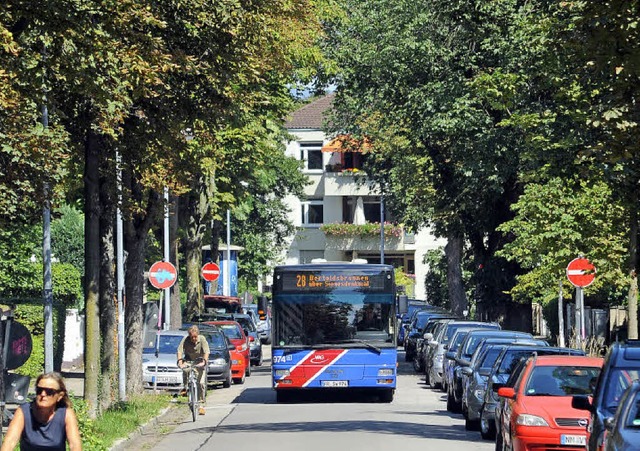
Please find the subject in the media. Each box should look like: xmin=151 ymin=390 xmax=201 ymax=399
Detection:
xmin=177 ymin=325 xmax=210 ymax=415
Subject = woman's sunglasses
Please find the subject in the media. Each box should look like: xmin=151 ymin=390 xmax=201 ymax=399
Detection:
xmin=36 ymin=386 xmax=61 ymax=397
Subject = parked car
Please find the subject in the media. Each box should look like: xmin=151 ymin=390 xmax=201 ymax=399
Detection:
xmin=461 ymin=337 xmax=545 ymax=430
xmin=404 ymin=308 xmax=450 ymax=361
xmin=397 ymin=299 xmax=429 ymax=346
xmin=449 ymin=329 xmax=534 ymax=413
xmin=243 ymin=303 xmax=272 ymax=344
xmin=206 ymin=320 xmax=252 ymax=377
xmin=484 ymin=345 xmax=585 ymax=441
xmin=142 ymin=328 xmax=234 ymax=391
xmin=424 ymin=318 xmax=456 ymax=389
xmin=213 ymin=313 xmax=263 ymax=366
xmin=497 ymin=355 xmax=603 ymax=451
xmin=572 ymin=340 xmax=640 ymax=451
xmin=603 ymin=380 xmax=640 ymax=451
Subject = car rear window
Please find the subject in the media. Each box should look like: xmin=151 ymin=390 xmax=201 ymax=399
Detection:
xmin=218 ymin=324 xmax=243 ymax=339
xmin=525 ymin=366 xmax=601 ymax=396
xmin=206 ymin=332 xmax=227 ymax=349
xmin=626 ymin=391 xmax=640 ymax=428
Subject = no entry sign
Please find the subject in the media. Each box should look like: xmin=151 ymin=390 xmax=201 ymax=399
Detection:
xmin=566 ymin=257 xmax=596 ymax=288
xmin=148 ymin=261 xmax=177 ymax=289
xmin=201 ymin=262 xmax=221 ymax=282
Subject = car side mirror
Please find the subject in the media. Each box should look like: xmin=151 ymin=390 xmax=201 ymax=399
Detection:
xmin=604 ymin=417 xmax=615 ymax=431
xmin=571 ymin=395 xmax=594 ymax=413
xmin=497 ymin=387 xmax=516 ymax=399
xmin=461 ymin=367 xmax=473 ymax=376
xmin=228 ymin=343 xmax=236 ymax=350
xmin=445 ymin=351 xmax=456 ymax=360
xmin=424 ymin=333 xmax=433 ymax=341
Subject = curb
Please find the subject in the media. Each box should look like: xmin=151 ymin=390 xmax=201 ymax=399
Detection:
xmin=109 ymin=404 xmax=176 ymax=451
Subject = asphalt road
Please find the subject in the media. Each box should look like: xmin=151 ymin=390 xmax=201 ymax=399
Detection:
xmin=116 ymin=346 xmax=494 ymax=451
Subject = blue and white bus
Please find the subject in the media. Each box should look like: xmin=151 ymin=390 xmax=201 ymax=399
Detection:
xmin=271 ymin=262 xmax=397 ymax=402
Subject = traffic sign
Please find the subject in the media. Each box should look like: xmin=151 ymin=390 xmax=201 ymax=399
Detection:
xmin=566 ymin=257 xmax=596 ymax=288
xmin=201 ymin=262 xmax=221 ymax=282
xmin=148 ymin=261 xmax=177 ymax=289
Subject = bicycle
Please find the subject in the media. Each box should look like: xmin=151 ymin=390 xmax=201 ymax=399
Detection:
xmin=182 ymin=358 xmax=206 ymax=422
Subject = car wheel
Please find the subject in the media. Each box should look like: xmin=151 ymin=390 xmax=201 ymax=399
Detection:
xmin=424 ymin=369 xmax=431 ymax=385
xmin=495 ymin=431 xmax=503 ymax=451
xmin=413 ymin=356 xmax=423 ymax=373
xmin=233 ymin=372 xmax=246 ymax=385
xmin=246 ymin=362 xmax=252 ymax=377
xmin=480 ymin=415 xmax=496 ymax=440
xmin=465 ymin=418 xmax=480 ymax=431
xmin=257 ymin=352 xmax=263 ymax=367
xmin=446 ymin=393 xmax=460 ymax=413
xmin=223 ymin=370 xmax=232 ymax=388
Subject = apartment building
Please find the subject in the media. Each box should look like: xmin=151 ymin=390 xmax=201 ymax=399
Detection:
xmin=282 ymin=94 xmax=445 ymax=299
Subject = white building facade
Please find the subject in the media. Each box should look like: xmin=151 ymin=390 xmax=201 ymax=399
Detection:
xmin=281 ymin=95 xmax=446 ymax=300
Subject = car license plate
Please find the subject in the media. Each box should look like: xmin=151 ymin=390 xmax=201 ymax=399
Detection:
xmin=321 ymin=380 xmax=348 ymax=387
xmin=153 ymin=376 xmax=176 ymax=383
xmin=561 ymin=435 xmax=586 ymax=446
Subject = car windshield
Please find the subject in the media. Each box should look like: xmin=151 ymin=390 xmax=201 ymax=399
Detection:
xmin=603 ymin=369 xmax=640 ymax=411
xmin=143 ymin=334 xmax=185 ymax=354
xmin=625 ymin=391 xmax=640 ymax=428
xmin=207 ymin=332 xmax=227 ymax=349
xmin=525 ymin=366 xmax=601 ymax=396
xmin=218 ymin=324 xmax=243 ymax=339
xmin=235 ymin=317 xmax=256 ymax=332
xmin=498 ymin=350 xmax=538 ymax=374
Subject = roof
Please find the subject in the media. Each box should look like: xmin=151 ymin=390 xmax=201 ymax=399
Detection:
xmin=284 ymin=94 xmax=335 ymax=129
xmin=528 ymin=355 xmax=604 ymax=366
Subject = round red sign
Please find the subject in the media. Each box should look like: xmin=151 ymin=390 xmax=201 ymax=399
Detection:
xmin=201 ymin=262 xmax=221 ymax=282
xmin=566 ymin=257 xmax=596 ymax=288
xmin=148 ymin=261 xmax=177 ymax=289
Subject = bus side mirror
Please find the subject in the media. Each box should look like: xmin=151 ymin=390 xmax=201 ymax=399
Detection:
xmin=398 ymin=295 xmax=408 ymax=315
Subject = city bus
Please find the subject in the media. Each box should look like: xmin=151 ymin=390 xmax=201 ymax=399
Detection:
xmin=271 ymin=262 xmax=397 ymax=402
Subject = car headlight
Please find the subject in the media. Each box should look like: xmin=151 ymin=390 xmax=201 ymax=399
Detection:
xmin=211 ymin=358 xmax=226 ymax=365
xmin=474 ymin=389 xmax=485 ymax=400
xmin=516 ymin=414 xmax=549 ymax=426
xmin=238 ymin=343 xmax=248 ymax=351
xmin=232 ymin=359 xmax=241 ymax=365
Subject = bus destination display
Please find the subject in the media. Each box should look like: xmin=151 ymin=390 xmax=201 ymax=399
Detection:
xmin=278 ymin=271 xmax=390 ymax=292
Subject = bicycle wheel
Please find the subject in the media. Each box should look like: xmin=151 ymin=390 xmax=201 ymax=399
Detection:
xmin=189 ymin=374 xmax=198 ymax=422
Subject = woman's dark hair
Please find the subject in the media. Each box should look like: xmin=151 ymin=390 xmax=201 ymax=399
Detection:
xmin=35 ymin=372 xmax=71 ymax=408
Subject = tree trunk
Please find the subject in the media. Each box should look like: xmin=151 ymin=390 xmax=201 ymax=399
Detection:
xmin=184 ymin=180 xmax=211 ymax=319
xmin=123 ymin=169 xmax=161 ymax=395
xmin=99 ymin=161 xmax=117 ymax=412
xmin=445 ymin=228 xmax=467 ymax=317
xmin=83 ymin=131 xmax=101 ymax=418
xmin=170 ymin=195 xmax=182 ymax=328
xmin=629 ymin=209 xmax=638 ymax=339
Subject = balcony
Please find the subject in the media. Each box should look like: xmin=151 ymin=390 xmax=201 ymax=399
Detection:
xmin=323 ymin=171 xmax=376 ymax=197
xmin=321 ymin=223 xmax=415 ymax=252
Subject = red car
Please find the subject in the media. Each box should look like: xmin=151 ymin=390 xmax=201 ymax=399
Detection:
xmin=497 ymin=355 xmax=603 ymax=451
xmin=229 ymin=348 xmax=247 ymax=384
xmin=207 ymin=320 xmax=251 ymax=379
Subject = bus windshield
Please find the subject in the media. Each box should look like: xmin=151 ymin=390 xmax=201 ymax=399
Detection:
xmin=272 ymin=265 xmax=395 ymax=348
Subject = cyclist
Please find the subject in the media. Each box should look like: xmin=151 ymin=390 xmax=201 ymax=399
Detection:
xmin=177 ymin=325 xmax=210 ymax=415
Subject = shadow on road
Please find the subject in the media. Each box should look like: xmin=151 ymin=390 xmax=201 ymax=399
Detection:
xmin=167 ymin=418 xmax=487 ymax=443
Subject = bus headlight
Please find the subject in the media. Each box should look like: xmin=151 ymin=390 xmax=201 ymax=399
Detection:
xmin=275 ymin=369 xmax=290 ymax=377
xmin=378 ymin=369 xmax=394 ymax=376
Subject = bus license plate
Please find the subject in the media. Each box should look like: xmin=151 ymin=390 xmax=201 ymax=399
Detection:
xmin=561 ymin=435 xmax=586 ymax=446
xmin=322 ymin=380 xmax=348 ymax=387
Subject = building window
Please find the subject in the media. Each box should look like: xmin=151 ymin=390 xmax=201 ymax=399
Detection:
xmin=301 ymin=201 xmax=324 ymax=225
xmin=300 ymin=142 xmax=323 ymax=171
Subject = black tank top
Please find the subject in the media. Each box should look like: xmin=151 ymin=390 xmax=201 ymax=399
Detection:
xmin=20 ymin=403 xmax=67 ymax=451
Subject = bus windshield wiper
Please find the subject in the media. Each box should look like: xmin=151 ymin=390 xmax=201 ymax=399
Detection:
xmin=319 ymin=339 xmax=382 ymax=354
